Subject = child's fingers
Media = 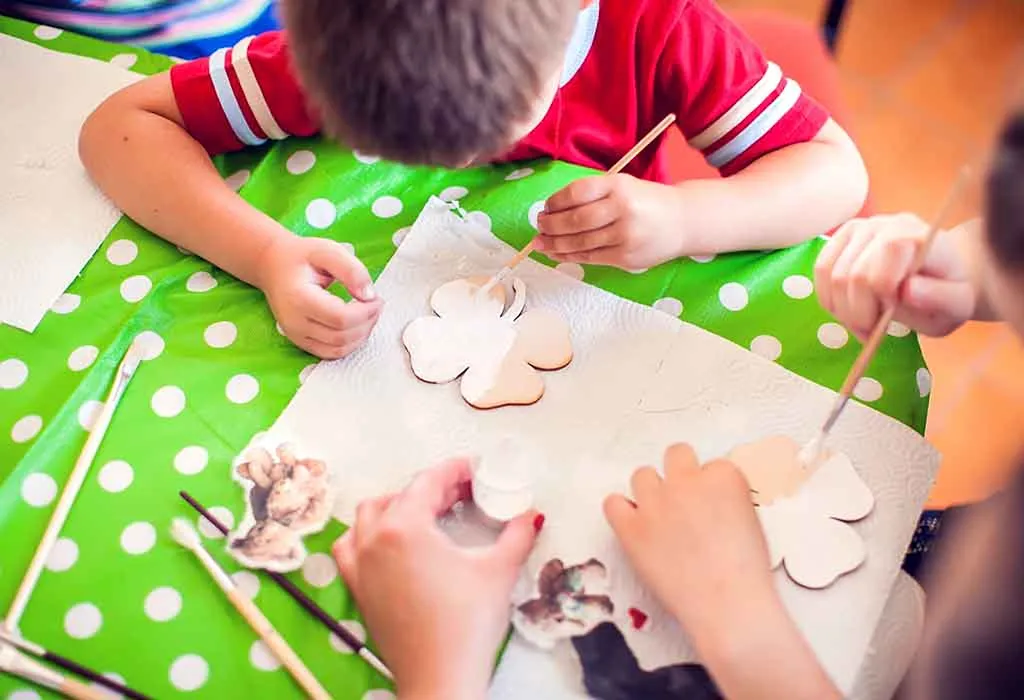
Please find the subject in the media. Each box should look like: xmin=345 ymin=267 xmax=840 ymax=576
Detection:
xmin=396 ymin=458 xmax=474 ymax=521
xmin=306 ymin=314 xmax=378 ymax=346
xmin=829 ymin=229 xmax=874 ymax=331
xmin=307 ymin=290 xmax=382 ymax=330
xmin=488 ymin=509 xmax=542 ymax=574
xmin=308 ymin=239 xmax=377 ymax=302
xmin=332 ymin=532 xmax=358 ymax=586
xmin=814 ymin=220 xmax=858 ymax=314
xmin=536 ymin=227 xmax=619 ymax=255
xmin=549 ymin=245 xmax=625 ymax=268
xmin=902 ymin=276 xmax=975 ymax=335
xmin=543 ymin=176 xmax=614 ymax=214
xmin=536 ymin=198 xmax=619 ymax=238
xmin=630 ymin=466 xmax=663 ymax=506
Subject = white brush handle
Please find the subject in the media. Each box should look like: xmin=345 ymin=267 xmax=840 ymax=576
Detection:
xmin=0 ymin=644 xmax=104 ymax=700
xmin=188 ymin=544 xmax=331 ymax=700
xmin=4 ymin=346 xmax=140 ymax=633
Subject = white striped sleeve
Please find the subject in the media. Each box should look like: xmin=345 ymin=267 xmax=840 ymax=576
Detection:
xmin=208 ymin=47 xmax=266 ymax=147
xmin=231 ymin=35 xmax=288 ymax=141
xmin=706 ymin=78 xmax=803 ymax=169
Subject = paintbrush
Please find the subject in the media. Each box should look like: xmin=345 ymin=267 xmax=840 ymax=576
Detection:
xmin=0 ymin=629 xmax=150 ymax=700
xmin=478 ymin=113 xmax=678 ymax=296
xmin=0 ymin=643 xmax=105 ymax=700
xmin=799 ymin=167 xmax=973 ymax=467
xmin=178 ymin=491 xmax=393 ymax=681
xmin=170 ymin=519 xmax=332 ymax=700
xmin=3 ymin=339 xmax=144 ymax=635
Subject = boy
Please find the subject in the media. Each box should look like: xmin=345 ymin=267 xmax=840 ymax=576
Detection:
xmin=81 ymin=0 xmax=868 ymax=359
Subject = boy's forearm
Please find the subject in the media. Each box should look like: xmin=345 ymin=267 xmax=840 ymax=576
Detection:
xmin=672 ymin=119 xmax=869 ymax=254
xmin=80 ymin=83 xmax=287 ymax=289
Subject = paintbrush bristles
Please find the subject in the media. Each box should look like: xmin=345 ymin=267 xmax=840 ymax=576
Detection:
xmin=170 ymin=518 xmax=202 ymax=550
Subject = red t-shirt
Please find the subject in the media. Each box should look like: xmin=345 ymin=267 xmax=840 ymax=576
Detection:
xmin=170 ymin=0 xmax=828 ymax=182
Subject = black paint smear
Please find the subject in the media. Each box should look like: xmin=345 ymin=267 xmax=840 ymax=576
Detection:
xmin=572 ymin=623 xmax=723 ymax=700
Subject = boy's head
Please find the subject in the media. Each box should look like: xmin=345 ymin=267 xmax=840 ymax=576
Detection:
xmin=280 ymin=0 xmax=578 ymax=168
xmin=983 ymin=111 xmax=1024 ymax=333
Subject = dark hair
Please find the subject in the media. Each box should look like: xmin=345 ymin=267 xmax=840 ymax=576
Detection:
xmin=280 ymin=0 xmax=576 ymax=167
xmin=985 ymin=112 xmax=1024 ymax=268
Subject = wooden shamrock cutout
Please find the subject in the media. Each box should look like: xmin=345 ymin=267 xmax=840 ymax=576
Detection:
xmin=402 ymin=276 xmax=573 ymax=409
xmin=729 ymin=436 xmax=875 ymax=589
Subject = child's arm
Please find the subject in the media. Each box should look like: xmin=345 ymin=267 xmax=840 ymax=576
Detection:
xmin=537 ymin=118 xmax=866 ymax=268
xmin=814 ymin=215 xmax=996 ymax=340
xmin=80 ymin=72 xmax=382 ymax=359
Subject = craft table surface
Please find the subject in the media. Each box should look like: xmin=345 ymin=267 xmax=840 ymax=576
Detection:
xmin=0 ymin=18 xmax=931 ymax=700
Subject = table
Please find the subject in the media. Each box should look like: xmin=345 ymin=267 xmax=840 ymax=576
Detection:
xmin=0 ymin=17 xmax=931 ymax=700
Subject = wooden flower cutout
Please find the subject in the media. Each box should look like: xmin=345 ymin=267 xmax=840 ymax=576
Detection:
xmin=402 ymin=276 xmax=573 ymax=409
xmin=513 ymin=558 xmax=614 ymax=649
xmin=729 ymin=436 xmax=875 ymax=589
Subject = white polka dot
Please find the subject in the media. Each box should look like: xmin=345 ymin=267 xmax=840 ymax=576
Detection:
xmin=690 ymin=255 xmax=716 ymax=264
xmin=231 ymin=571 xmax=260 ymax=599
xmin=306 ymin=198 xmax=336 ymax=229
xmin=78 ymin=400 xmax=104 ymax=431
xmin=465 ymin=211 xmax=491 ymax=231
xmin=555 ymin=262 xmax=585 ymax=281
xmin=68 ymin=345 xmax=99 ymax=372
xmin=371 ymin=195 xmax=403 ymax=219
xmin=652 ymin=297 xmax=683 ymax=317
xmin=392 ymin=227 xmax=410 ymax=247
xmin=106 ymin=239 xmax=138 ymax=266
xmin=120 ymin=275 xmax=152 ymax=303
xmin=226 ymin=374 xmax=260 ymax=404
xmin=286 ymin=149 xmax=316 ymax=175
xmin=11 ymin=415 xmax=43 ymax=443
xmin=225 ymin=170 xmax=250 ymax=191
xmin=0 ymin=358 xmax=28 ymax=389
xmin=186 ymin=271 xmax=217 ymax=293
xmin=917 ymin=368 xmax=932 ymax=397
xmin=439 ymin=186 xmax=468 ymax=202
xmin=199 ymin=507 xmax=234 ymax=539
xmin=51 ymin=293 xmax=81 ymax=314
xmin=750 ymin=335 xmax=782 ymax=361
xmin=299 ymin=363 xmax=317 ymax=384
xmin=854 ymin=377 xmax=884 ymax=402
xmin=110 ymin=53 xmax=138 ymax=69
xmin=528 ymin=201 xmax=545 ymax=230
xmin=203 ymin=321 xmax=237 ymax=349
xmin=144 ymin=587 xmax=182 ymax=622
xmin=174 ymin=446 xmax=208 ymax=476
xmin=249 ymin=640 xmax=280 ymax=671
xmin=362 ymin=691 xmax=397 ymax=700
xmin=302 ymin=553 xmax=337 ymax=588
xmin=21 ymin=473 xmax=57 ymax=508
xmin=34 ymin=25 xmax=62 ymax=40
xmin=782 ymin=275 xmax=813 ymax=300
xmin=275 ymin=322 xmax=285 ymax=336
xmin=134 ymin=331 xmax=165 ymax=361
xmin=505 ymin=168 xmax=534 ymax=181
xmin=329 ymin=620 xmax=367 ymax=654
xmin=151 ymin=385 xmax=186 ymax=418
xmin=169 ymin=654 xmax=209 ymax=692
xmin=817 ymin=323 xmax=849 ymax=350
xmin=120 ymin=521 xmax=156 ymax=555
xmin=46 ymin=537 xmax=79 ymax=572
xmin=718 ymin=282 xmax=748 ymax=311
xmin=8 ymin=689 xmax=41 ymax=700
xmin=625 ymin=267 xmax=650 ymax=275
xmin=97 ymin=460 xmax=133 ymax=493
xmin=888 ymin=321 xmax=911 ymax=338
xmin=64 ymin=603 xmax=102 ymax=639
xmin=353 ymin=150 xmax=380 ymax=165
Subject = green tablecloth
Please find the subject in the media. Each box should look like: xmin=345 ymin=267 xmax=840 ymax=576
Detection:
xmin=0 ymin=17 xmax=931 ymax=700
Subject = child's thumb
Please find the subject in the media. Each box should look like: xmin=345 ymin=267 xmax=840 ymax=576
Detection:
xmin=309 ymin=239 xmax=376 ymax=302
xmin=492 ymin=510 xmax=543 ymax=570
xmin=904 ymin=276 xmax=975 ymax=323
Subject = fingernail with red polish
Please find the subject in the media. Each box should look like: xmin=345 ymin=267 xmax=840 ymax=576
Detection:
xmin=533 ymin=513 xmax=546 ymax=533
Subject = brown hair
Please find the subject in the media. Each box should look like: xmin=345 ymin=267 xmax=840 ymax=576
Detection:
xmin=986 ymin=112 xmax=1024 ymax=268
xmin=280 ymin=0 xmax=577 ymax=167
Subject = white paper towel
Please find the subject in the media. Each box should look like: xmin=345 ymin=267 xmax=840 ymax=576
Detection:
xmin=266 ymin=198 xmax=940 ymax=697
xmin=0 ymin=35 xmax=140 ymax=331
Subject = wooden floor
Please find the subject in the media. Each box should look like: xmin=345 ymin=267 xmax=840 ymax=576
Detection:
xmin=722 ymin=0 xmax=1024 ymax=507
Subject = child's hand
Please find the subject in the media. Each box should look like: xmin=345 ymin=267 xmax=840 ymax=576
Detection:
xmin=333 ymin=459 xmax=540 ymax=700
xmin=535 ymin=174 xmax=686 ymax=270
xmin=604 ymin=445 xmax=777 ymax=653
xmin=814 ymin=214 xmax=978 ymax=340
xmin=257 ymin=236 xmax=384 ymax=359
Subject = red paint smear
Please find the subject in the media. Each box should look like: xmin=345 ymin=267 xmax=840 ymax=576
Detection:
xmin=628 ymin=607 xmax=648 ymax=630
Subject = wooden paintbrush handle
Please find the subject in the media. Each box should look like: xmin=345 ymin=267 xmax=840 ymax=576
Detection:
xmin=59 ymin=675 xmax=106 ymax=700
xmin=227 ymin=590 xmax=331 ymax=700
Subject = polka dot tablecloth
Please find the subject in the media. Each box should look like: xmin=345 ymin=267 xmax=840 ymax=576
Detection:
xmin=0 ymin=17 xmax=930 ymax=700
